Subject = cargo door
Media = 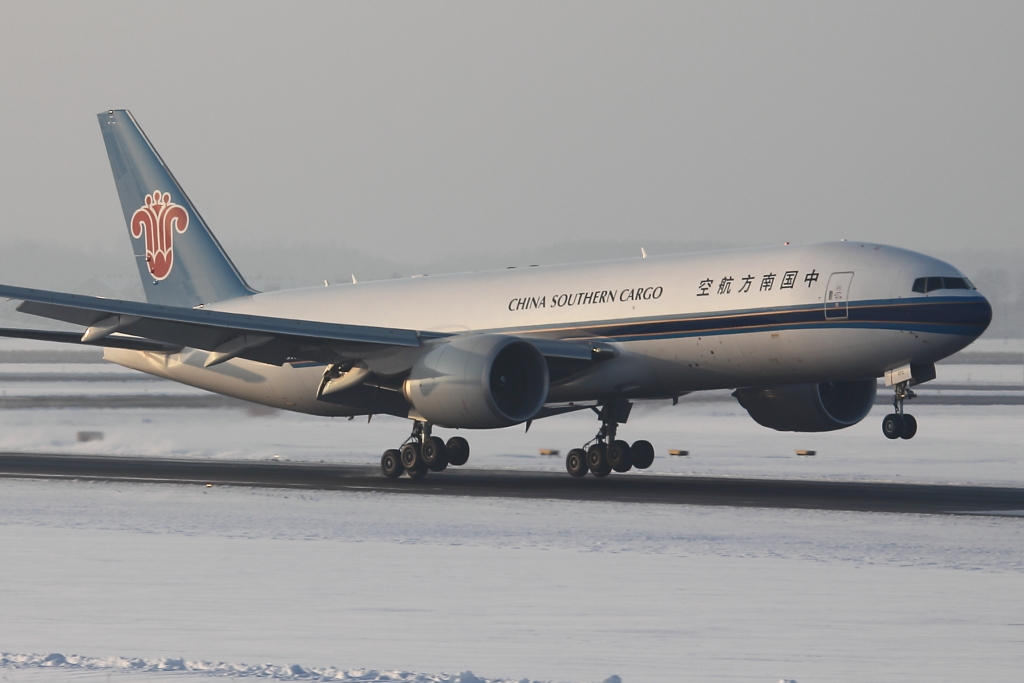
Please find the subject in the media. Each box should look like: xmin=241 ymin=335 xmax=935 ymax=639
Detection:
xmin=824 ymin=272 xmax=854 ymax=319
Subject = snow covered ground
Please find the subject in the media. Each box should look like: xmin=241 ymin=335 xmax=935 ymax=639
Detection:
xmin=1 ymin=337 xmax=1022 ymax=682
xmin=1 ymin=477 xmax=1023 ymax=683
xmin=2 ymin=382 xmax=1021 ymax=487
xmin=0 ymin=655 xmax=522 ymax=683
xmin=4 ymin=401 xmax=1024 ymax=489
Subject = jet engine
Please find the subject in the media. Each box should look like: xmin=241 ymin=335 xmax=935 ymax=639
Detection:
xmin=733 ymin=378 xmax=877 ymax=432
xmin=403 ymin=334 xmax=549 ymax=429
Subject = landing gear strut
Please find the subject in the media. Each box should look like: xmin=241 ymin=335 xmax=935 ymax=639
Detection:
xmin=380 ymin=421 xmax=472 ymax=479
xmin=565 ymin=402 xmax=655 ymax=478
xmin=882 ymin=381 xmax=918 ymax=440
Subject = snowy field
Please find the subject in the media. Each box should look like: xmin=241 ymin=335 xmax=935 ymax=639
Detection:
xmin=1 ymin=338 xmax=1022 ymax=682
xmin=2 ymin=401 xmax=1023 ymax=488
xmin=2 ymin=478 xmax=1023 ymax=683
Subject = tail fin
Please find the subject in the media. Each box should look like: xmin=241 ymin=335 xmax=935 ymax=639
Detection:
xmin=98 ymin=110 xmax=255 ymax=307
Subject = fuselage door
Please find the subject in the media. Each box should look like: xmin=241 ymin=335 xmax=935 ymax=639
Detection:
xmin=824 ymin=271 xmax=854 ymax=319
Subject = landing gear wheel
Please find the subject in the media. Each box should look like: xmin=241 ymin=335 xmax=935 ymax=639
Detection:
xmin=402 ymin=444 xmax=428 ymax=479
xmin=422 ymin=436 xmax=449 ymax=471
xmin=587 ymin=444 xmax=611 ymax=477
xmin=566 ymin=448 xmax=588 ymax=477
xmin=885 ymin=380 xmax=918 ymax=441
xmin=630 ymin=440 xmax=655 ymax=469
xmin=381 ymin=449 xmax=404 ymax=479
xmin=607 ymin=440 xmax=633 ymax=472
xmin=400 ymin=442 xmax=423 ymax=470
xmin=899 ymin=414 xmax=918 ymax=440
xmin=882 ymin=414 xmax=904 ymax=440
xmin=445 ymin=436 xmax=470 ymax=466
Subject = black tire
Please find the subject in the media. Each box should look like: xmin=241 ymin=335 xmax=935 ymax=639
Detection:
xmin=422 ymin=436 xmax=449 ymax=471
xmin=900 ymin=414 xmax=918 ymax=440
xmin=587 ymin=444 xmax=611 ymax=477
xmin=630 ymin=440 xmax=655 ymax=469
xmin=381 ymin=449 xmax=404 ymax=479
xmin=406 ymin=461 xmax=428 ymax=479
xmin=608 ymin=440 xmax=633 ymax=473
xmin=446 ymin=436 xmax=470 ymax=466
xmin=565 ymin=448 xmax=588 ymax=477
xmin=400 ymin=442 xmax=422 ymax=469
xmin=882 ymin=414 xmax=904 ymax=440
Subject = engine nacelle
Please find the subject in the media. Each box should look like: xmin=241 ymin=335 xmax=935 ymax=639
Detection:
xmin=403 ymin=334 xmax=549 ymax=429
xmin=733 ymin=379 xmax=877 ymax=432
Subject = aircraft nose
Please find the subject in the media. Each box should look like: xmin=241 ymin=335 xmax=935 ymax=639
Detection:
xmin=913 ymin=293 xmax=992 ymax=362
xmin=918 ymin=292 xmax=992 ymax=339
xmin=961 ymin=293 xmax=993 ymax=339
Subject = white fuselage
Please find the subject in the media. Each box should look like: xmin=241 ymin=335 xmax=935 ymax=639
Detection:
xmin=105 ymin=241 xmax=990 ymax=419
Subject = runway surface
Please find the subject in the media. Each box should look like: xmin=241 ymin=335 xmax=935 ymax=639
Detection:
xmin=2 ymin=451 xmax=1022 ymax=516
xmin=0 ymin=390 xmax=1021 ymax=410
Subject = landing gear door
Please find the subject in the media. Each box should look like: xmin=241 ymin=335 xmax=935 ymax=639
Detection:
xmin=824 ymin=272 xmax=854 ymax=319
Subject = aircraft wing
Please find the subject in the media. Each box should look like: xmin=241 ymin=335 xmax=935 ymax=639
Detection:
xmin=0 ymin=283 xmax=424 ymax=367
xmin=0 ymin=327 xmax=183 ymax=353
xmin=0 ymin=284 xmax=612 ymax=375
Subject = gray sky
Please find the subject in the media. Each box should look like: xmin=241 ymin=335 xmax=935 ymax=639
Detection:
xmin=1 ymin=1 xmax=1022 ymax=284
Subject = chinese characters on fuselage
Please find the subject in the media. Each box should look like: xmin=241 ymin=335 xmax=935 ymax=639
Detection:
xmin=697 ymin=270 xmax=819 ymax=296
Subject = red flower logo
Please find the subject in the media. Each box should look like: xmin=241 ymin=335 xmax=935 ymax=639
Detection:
xmin=130 ymin=191 xmax=189 ymax=281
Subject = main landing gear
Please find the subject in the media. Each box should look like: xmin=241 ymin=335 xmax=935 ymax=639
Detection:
xmin=564 ymin=402 xmax=656 ymax=478
xmin=882 ymin=380 xmax=918 ymax=440
xmin=380 ymin=421 xmax=471 ymax=479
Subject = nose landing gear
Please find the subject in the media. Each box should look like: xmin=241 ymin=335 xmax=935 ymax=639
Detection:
xmin=381 ymin=421 xmax=472 ymax=479
xmin=882 ymin=381 xmax=918 ymax=440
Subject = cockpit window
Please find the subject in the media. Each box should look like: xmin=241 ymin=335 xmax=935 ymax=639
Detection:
xmin=943 ymin=277 xmax=970 ymax=290
xmin=912 ymin=276 xmax=974 ymax=293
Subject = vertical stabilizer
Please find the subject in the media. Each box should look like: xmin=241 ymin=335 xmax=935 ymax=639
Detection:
xmin=99 ymin=110 xmax=255 ymax=307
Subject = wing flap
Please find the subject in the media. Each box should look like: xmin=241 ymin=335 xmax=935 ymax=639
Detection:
xmin=0 ymin=328 xmax=183 ymax=353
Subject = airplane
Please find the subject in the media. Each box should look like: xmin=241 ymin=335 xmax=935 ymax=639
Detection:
xmin=0 ymin=110 xmax=992 ymax=479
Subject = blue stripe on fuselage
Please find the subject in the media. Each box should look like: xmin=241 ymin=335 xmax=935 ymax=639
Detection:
xmin=502 ymin=296 xmax=992 ymax=342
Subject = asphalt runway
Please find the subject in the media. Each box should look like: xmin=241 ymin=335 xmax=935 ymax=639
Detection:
xmin=0 ymin=390 xmax=1021 ymax=410
xmin=1 ymin=452 xmax=1022 ymax=517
